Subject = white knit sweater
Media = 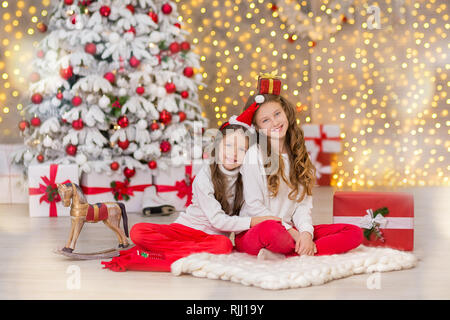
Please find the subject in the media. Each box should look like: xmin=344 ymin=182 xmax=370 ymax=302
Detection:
xmin=238 ymin=144 xmax=314 ymax=236
xmin=174 ymin=163 xmax=252 ymax=236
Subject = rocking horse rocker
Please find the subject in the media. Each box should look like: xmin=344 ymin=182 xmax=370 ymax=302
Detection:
xmin=55 ymin=182 xmax=131 ymax=260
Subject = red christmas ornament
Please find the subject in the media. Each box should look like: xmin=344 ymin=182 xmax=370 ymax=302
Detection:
xmin=100 ymin=6 xmax=111 ymax=17
xmin=150 ymin=121 xmax=160 ymax=131
xmin=56 ymin=92 xmax=63 ymax=100
xmin=104 ymin=72 xmax=115 ymax=83
xmin=129 ymin=56 xmax=140 ymax=68
xmin=117 ymin=139 xmax=130 ymax=150
xmin=180 ymin=41 xmax=191 ymax=52
xmin=161 ymin=3 xmax=172 ymax=14
xmin=180 ymin=90 xmax=189 ymax=99
xmin=64 ymin=0 xmax=74 ymax=5
xmin=110 ymin=161 xmax=120 ymax=171
xmin=310 ymin=41 xmax=317 ymax=48
xmin=60 ymin=65 xmax=73 ymax=80
xmin=148 ymin=11 xmax=158 ymax=23
xmin=85 ymin=43 xmax=97 ymax=55
xmin=126 ymin=4 xmax=135 ymax=14
xmin=341 ymin=15 xmax=348 ymax=23
xmin=18 ymin=120 xmax=29 ymax=131
xmin=165 ymin=82 xmax=176 ymax=94
xmin=136 ymin=86 xmax=145 ymax=95
xmin=72 ymin=119 xmax=84 ymax=130
xmin=148 ymin=160 xmax=157 ymax=169
xmin=169 ymin=42 xmax=180 ymax=54
xmin=159 ymin=110 xmax=172 ymax=125
xmin=66 ymin=144 xmax=77 ymax=156
xmin=37 ymin=22 xmax=47 ymax=33
xmin=37 ymin=50 xmax=44 ymax=58
xmin=31 ymin=93 xmax=43 ymax=104
xmin=31 ymin=117 xmax=41 ymax=127
xmin=123 ymin=167 xmax=136 ymax=179
xmin=174 ymin=22 xmax=181 ymax=28
xmin=29 ymin=72 xmax=40 ymax=83
xmin=37 ymin=154 xmax=44 ymax=163
xmin=271 ymin=4 xmax=278 ymax=11
xmin=72 ymin=96 xmax=82 ymax=106
xmin=183 ymin=66 xmax=194 ymax=78
xmin=178 ymin=111 xmax=186 ymax=122
xmin=160 ymin=140 xmax=171 ymax=153
xmin=117 ymin=115 xmax=129 ymax=128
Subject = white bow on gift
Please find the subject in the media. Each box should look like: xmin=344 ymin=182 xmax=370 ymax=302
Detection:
xmin=358 ymin=209 xmax=388 ymax=229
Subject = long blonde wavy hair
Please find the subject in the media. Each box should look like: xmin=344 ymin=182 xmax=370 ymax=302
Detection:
xmin=243 ymin=94 xmax=316 ymax=202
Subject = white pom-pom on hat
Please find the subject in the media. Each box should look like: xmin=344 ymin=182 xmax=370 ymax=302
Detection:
xmin=255 ymin=95 xmax=265 ymax=104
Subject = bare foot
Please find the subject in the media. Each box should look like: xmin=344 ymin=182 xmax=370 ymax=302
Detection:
xmin=257 ymin=248 xmax=285 ymax=261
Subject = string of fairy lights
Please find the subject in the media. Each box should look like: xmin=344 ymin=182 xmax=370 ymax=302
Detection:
xmin=0 ymin=0 xmax=448 ymax=188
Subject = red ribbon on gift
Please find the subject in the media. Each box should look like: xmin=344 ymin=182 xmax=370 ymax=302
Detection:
xmin=28 ymin=164 xmax=71 ymax=217
xmin=81 ymin=181 xmax=152 ymax=200
xmin=304 ymin=124 xmax=340 ymax=152
xmin=155 ymin=165 xmax=194 ymax=207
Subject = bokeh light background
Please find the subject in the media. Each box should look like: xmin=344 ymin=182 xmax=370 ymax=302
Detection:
xmin=0 ymin=0 xmax=448 ymax=189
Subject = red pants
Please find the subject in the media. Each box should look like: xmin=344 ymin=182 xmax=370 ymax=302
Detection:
xmin=235 ymin=220 xmax=363 ymax=256
xmin=102 ymin=223 xmax=233 ymax=272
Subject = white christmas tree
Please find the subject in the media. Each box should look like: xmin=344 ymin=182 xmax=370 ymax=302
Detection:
xmin=14 ymin=0 xmax=207 ymax=179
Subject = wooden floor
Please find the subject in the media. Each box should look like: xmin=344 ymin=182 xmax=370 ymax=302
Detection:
xmin=1 ymin=186 xmax=449 ymax=300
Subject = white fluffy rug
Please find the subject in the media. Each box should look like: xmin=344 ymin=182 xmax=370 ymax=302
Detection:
xmin=171 ymin=245 xmax=418 ymax=290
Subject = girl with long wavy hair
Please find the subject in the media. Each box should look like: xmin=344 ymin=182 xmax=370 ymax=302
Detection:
xmin=235 ymin=92 xmax=363 ymax=259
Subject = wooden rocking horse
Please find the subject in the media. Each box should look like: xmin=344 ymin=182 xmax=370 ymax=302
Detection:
xmin=55 ymin=182 xmax=130 ymax=260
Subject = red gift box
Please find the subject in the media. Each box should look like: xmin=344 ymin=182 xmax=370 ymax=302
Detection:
xmin=314 ymin=152 xmax=332 ymax=186
xmin=257 ymin=71 xmax=282 ymax=95
xmin=333 ymin=191 xmax=414 ymax=251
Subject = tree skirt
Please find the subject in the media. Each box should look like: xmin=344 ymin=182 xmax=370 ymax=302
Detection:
xmin=171 ymin=245 xmax=417 ymax=290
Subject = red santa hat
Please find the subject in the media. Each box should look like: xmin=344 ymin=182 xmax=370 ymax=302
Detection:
xmin=220 ymin=71 xmax=281 ymax=131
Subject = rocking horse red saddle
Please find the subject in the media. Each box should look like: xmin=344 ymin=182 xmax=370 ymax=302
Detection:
xmin=86 ymin=203 xmax=109 ymax=222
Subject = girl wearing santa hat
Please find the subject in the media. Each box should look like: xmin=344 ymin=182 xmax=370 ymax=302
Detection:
xmin=101 ymin=120 xmax=281 ymax=272
xmin=232 ymin=73 xmax=363 ymax=259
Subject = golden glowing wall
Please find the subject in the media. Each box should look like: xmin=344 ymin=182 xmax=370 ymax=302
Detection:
xmin=0 ymin=0 xmax=448 ymax=187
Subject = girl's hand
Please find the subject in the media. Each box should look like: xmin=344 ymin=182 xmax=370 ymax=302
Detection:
xmin=295 ymin=232 xmax=316 ymax=256
xmin=250 ymin=216 xmax=282 ymax=227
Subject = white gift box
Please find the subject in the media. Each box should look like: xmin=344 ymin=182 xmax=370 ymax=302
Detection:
xmin=301 ymin=124 xmax=342 ymax=156
xmin=80 ymin=169 xmax=152 ymax=213
xmin=0 ymin=144 xmax=28 ymax=204
xmin=28 ymin=163 xmax=79 ymax=217
xmin=142 ymin=160 xmax=205 ymax=212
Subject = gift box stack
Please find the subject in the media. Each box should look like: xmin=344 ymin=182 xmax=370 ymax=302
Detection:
xmin=28 ymin=163 xmax=79 ymax=217
xmin=0 ymin=144 xmax=29 ymax=204
xmin=302 ymin=124 xmax=341 ymax=186
xmin=333 ymin=191 xmax=414 ymax=251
